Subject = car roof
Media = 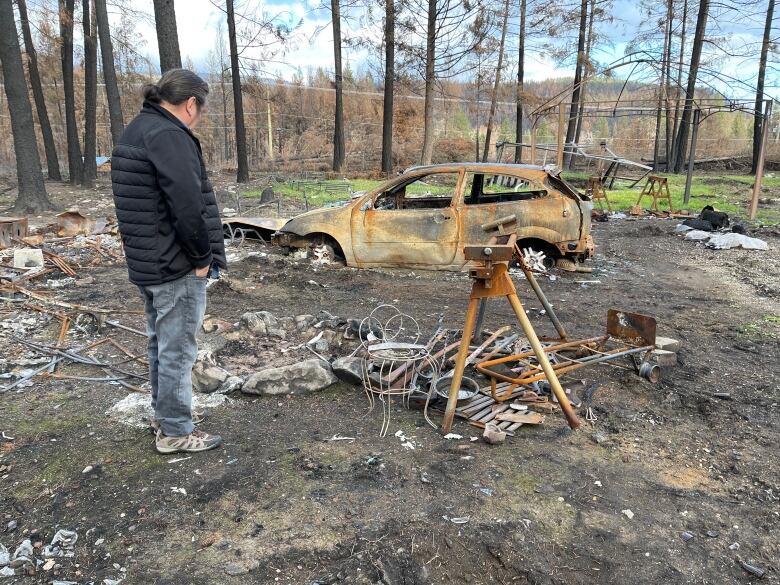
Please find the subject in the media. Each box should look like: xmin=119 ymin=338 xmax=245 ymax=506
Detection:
xmin=404 ymin=162 xmax=551 ymax=174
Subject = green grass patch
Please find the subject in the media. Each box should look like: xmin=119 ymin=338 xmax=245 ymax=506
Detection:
xmin=563 ymin=171 xmax=780 ymax=224
xmin=738 ymin=315 xmax=780 ymax=339
xmin=243 ymin=179 xmax=384 ymax=208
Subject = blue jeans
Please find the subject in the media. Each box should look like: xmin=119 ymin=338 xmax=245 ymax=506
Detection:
xmin=138 ymin=273 xmax=207 ymax=436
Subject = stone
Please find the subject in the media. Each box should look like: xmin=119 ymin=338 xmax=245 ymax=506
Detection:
xmin=240 ymin=312 xmax=267 ymax=336
xmin=224 ymin=559 xmax=260 ymax=576
xmin=267 ymin=327 xmax=286 ymax=340
xmin=202 ymin=318 xmax=232 ymax=334
xmin=314 ymin=339 xmax=330 ymax=353
xmin=483 ymin=423 xmax=506 ymax=445
xmin=294 ymin=314 xmax=317 ymax=331
xmin=242 ymin=359 xmax=337 ymax=396
xmin=192 ymin=361 xmax=231 ymax=393
xmin=240 ymin=310 xmax=280 ymax=337
xmin=216 ymin=376 xmax=244 ymax=394
xmin=107 ymin=393 xmax=227 ymax=428
xmin=654 ymin=336 xmax=681 ymax=352
xmin=651 ymin=349 xmax=677 ymax=366
xmin=256 ymin=310 xmax=279 ymax=329
xmin=332 ymin=357 xmax=364 ymax=385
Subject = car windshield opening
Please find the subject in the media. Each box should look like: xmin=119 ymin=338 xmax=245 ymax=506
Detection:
xmin=463 ymin=173 xmax=548 ymax=205
xmin=373 ymin=173 xmax=459 ymax=210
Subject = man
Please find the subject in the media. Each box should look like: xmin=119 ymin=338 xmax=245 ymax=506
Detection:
xmin=111 ymin=69 xmax=226 ymax=454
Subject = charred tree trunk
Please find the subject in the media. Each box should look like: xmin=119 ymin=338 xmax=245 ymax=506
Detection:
xmin=331 ymin=0 xmax=345 ymax=172
xmin=482 ymin=0 xmax=510 ymax=162
xmin=653 ymin=1 xmax=671 ymax=172
xmin=0 ymin=0 xmax=53 ymax=212
xmin=420 ymin=0 xmax=436 ymax=165
xmin=83 ymin=0 xmax=97 ymax=187
xmin=563 ymin=0 xmax=588 ymax=169
xmin=670 ymin=0 xmax=687 ymax=170
xmin=514 ymin=0 xmax=526 ymax=163
xmin=17 ymin=0 xmax=61 ymax=181
xmin=673 ymin=0 xmax=708 ymax=173
xmin=574 ymin=0 xmax=595 ymax=146
xmin=59 ymin=0 xmax=83 ymax=185
xmin=381 ymin=0 xmax=395 ymax=175
xmin=663 ymin=0 xmax=673 ymax=170
xmin=95 ymin=0 xmax=124 ymax=145
xmin=226 ymin=0 xmax=249 ymax=182
xmin=153 ymin=0 xmax=181 ymax=72
xmin=221 ymin=68 xmax=230 ymax=161
xmin=751 ymin=0 xmax=774 ymax=174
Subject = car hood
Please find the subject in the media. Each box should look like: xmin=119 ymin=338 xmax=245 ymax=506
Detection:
xmin=279 ymin=205 xmax=344 ymax=233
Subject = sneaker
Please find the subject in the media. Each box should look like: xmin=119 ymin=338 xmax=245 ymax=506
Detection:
xmin=148 ymin=410 xmax=206 ymax=434
xmin=155 ymin=429 xmax=222 ymax=454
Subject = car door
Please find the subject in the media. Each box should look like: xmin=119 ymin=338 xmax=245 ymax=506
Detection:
xmin=460 ymin=170 xmax=566 ymax=247
xmin=350 ymin=170 xmax=463 ymax=267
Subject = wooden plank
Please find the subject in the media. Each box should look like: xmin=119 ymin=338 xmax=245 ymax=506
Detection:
xmin=495 ymin=411 xmax=545 ymax=425
xmin=478 ymin=404 xmax=510 ymax=424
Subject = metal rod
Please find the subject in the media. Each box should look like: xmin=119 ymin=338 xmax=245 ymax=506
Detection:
xmin=505 ymin=291 xmax=580 ymax=429
xmin=472 ymin=298 xmax=488 ymax=343
xmin=514 ymin=245 xmax=568 ymax=339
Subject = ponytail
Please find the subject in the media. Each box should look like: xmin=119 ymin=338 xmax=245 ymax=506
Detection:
xmin=142 ymin=83 xmax=163 ymax=103
xmin=142 ymin=69 xmax=209 ymax=107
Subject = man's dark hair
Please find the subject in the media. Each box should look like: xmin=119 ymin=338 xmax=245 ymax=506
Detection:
xmin=143 ymin=69 xmax=209 ymax=108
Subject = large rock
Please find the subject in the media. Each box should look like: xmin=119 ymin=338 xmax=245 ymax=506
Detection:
xmin=331 ymin=356 xmax=364 ymax=385
xmin=239 ymin=311 xmax=285 ymax=338
xmin=192 ymin=361 xmax=231 ymax=393
xmin=240 ymin=312 xmax=267 ymax=336
xmin=107 ymin=393 xmax=228 ymax=428
xmin=295 ymin=314 xmax=317 ymax=332
xmin=242 ymin=359 xmax=337 ymax=396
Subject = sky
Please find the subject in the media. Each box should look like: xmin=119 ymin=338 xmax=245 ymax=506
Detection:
xmin=126 ymin=0 xmax=774 ymax=100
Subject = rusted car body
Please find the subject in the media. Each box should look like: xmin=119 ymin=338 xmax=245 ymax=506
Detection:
xmin=262 ymin=163 xmax=593 ymax=270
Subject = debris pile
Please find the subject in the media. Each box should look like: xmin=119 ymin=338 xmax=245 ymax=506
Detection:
xmin=0 ymin=211 xmax=152 ymax=399
xmin=675 ymin=207 xmax=769 ymax=250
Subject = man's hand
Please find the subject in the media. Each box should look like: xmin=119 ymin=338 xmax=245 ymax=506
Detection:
xmin=194 ymin=265 xmax=210 ymax=277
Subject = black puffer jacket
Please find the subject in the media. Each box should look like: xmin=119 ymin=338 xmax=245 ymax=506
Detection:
xmin=111 ymin=100 xmax=226 ymax=286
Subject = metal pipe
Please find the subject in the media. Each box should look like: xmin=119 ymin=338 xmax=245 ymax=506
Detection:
xmin=515 ymin=246 xmax=568 ymax=339
xmin=506 ymin=292 xmax=580 ymax=429
xmin=442 ymin=298 xmax=481 ymax=433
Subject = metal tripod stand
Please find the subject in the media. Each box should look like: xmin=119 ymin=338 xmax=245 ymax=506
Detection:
xmin=441 ymin=216 xmax=581 ymax=433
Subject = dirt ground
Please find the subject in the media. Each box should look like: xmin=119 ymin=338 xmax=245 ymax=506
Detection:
xmin=1 ymin=178 xmax=779 ymax=585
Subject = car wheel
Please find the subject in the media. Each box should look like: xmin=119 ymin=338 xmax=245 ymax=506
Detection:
xmin=310 ymin=243 xmax=338 ymax=265
xmin=520 ymin=247 xmax=553 ymax=272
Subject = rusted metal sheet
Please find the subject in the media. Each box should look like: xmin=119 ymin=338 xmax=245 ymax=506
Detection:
xmin=607 ymin=309 xmax=656 ymax=346
xmin=271 ymin=162 xmax=594 ymax=271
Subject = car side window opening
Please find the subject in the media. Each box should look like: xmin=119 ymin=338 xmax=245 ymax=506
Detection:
xmin=463 ymin=173 xmax=548 ymax=205
xmin=373 ymin=173 xmax=459 ymax=210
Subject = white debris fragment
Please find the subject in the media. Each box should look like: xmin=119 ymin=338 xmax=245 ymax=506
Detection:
xmin=443 ymin=433 xmax=463 ymax=440
xmin=107 ymin=393 xmax=228 ymax=428
xmin=621 ymin=509 xmax=634 ymax=520
xmin=706 ymin=233 xmax=768 ymax=250
xmin=684 ymin=230 xmax=711 ymax=241
xmin=170 ymin=487 xmax=187 ymax=495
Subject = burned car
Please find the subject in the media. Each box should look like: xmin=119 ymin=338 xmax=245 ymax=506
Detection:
xmin=228 ymin=163 xmax=594 ymax=270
